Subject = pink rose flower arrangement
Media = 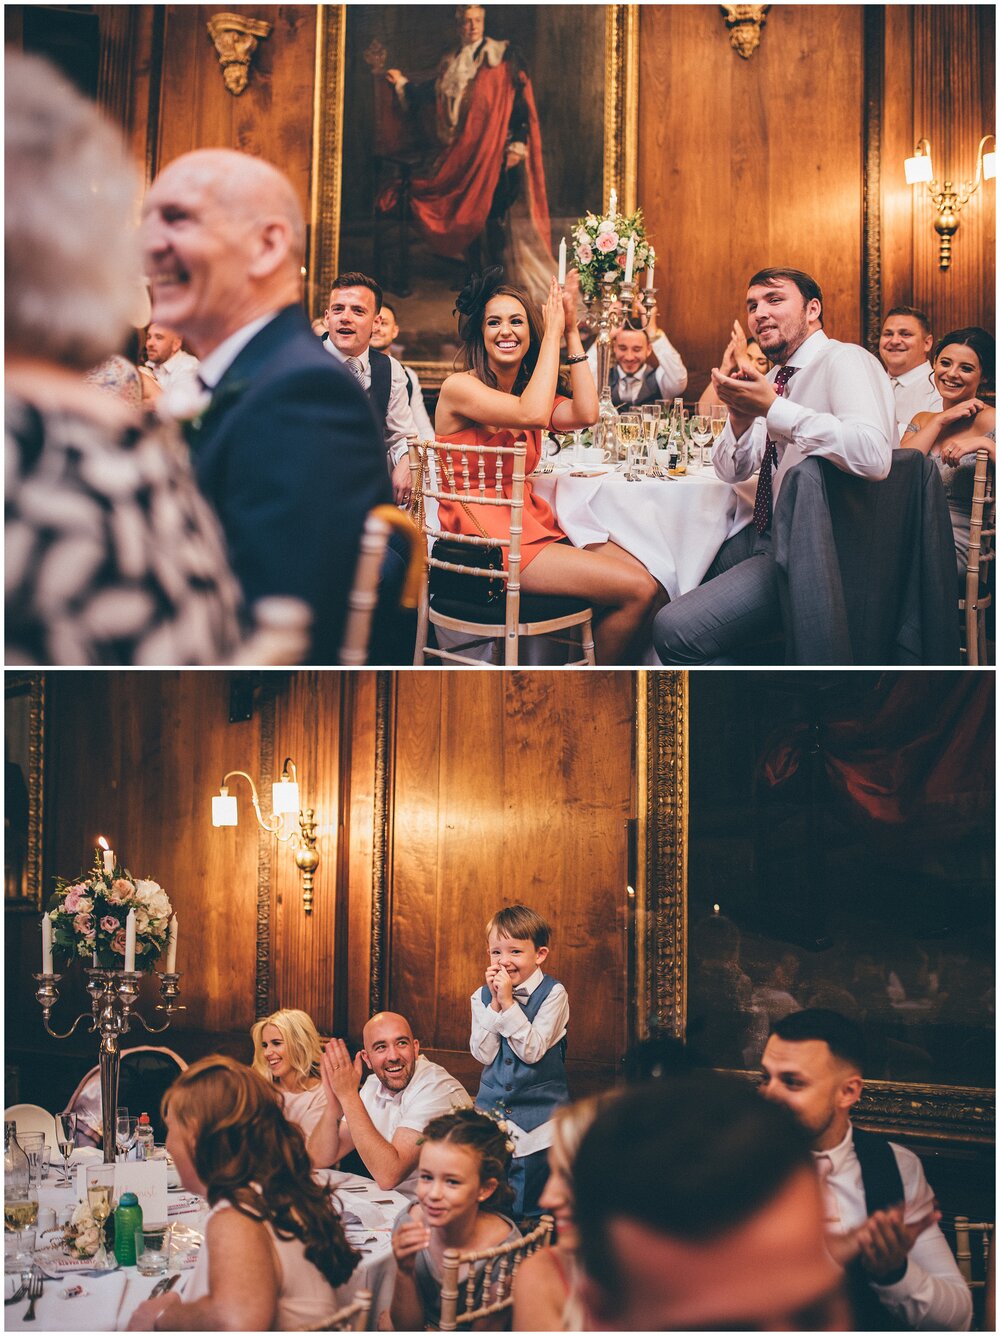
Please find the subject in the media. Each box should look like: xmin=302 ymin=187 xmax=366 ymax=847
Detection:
xmin=48 ymin=854 xmax=172 ymax=971
xmin=571 ymin=207 xmax=654 ymax=300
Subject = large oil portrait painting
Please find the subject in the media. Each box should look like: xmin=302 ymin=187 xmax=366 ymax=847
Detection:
xmin=312 ymin=5 xmax=637 ymax=371
xmin=637 ymin=673 xmax=994 ymax=1144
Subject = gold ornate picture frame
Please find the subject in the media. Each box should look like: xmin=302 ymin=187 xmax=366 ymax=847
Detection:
xmin=308 ymin=4 xmax=639 ymax=388
xmin=638 ymin=673 xmax=994 ymax=1147
xmin=4 ymin=674 xmax=45 ymax=911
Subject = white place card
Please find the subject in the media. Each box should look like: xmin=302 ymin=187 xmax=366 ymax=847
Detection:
xmin=75 ymin=1159 xmax=170 ymax=1227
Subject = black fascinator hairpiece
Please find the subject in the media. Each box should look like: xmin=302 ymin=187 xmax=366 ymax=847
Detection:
xmin=454 ymin=266 xmax=506 ymax=338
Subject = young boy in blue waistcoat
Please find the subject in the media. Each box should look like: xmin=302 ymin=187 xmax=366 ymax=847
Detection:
xmin=470 ymin=904 xmax=570 ymax=1221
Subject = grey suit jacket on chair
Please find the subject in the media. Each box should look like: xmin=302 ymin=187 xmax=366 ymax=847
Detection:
xmin=771 ymin=450 xmax=959 ymax=665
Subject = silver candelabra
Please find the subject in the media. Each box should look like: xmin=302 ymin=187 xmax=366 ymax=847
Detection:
xmin=33 ymin=968 xmax=184 ymax=1164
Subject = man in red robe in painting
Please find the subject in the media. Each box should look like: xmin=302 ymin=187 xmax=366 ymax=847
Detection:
xmin=384 ymin=5 xmax=552 ymax=295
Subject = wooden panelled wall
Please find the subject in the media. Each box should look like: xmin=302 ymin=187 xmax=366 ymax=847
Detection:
xmin=639 ymin=4 xmax=995 ymax=399
xmin=5 ymin=673 xmax=635 ymax=1110
xmin=12 ymin=4 xmax=990 ymax=395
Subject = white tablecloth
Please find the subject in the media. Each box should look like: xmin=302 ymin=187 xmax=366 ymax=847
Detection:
xmin=5 ymin=1167 xmax=404 ymax=1331
xmin=533 ymin=463 xmax=756 ymax=600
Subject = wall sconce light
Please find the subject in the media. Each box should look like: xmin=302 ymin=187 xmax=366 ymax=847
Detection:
xmin=904 ymin=134 xmax=996 ymax=270
xmin=212 ymin=758 xmax=320 ymax=914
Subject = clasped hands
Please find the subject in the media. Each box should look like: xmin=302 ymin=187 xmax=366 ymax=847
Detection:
xmin=485 ymin=962 xmax=514 ymax=1011
xmin=320 ymin=1036 xmax=365 ymax=1102
xmin=711 ymin=319 xmax=775 ymax=432
xmin=828 ymin=1203 xmax=939 ymax=1284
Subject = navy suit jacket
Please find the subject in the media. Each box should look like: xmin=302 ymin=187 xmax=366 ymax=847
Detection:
xmin=192 ymin=305 xmax=391 ymax=663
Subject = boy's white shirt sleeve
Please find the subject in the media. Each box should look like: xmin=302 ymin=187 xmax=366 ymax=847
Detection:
xmin=470 ymin=987 xmax=501 ymax=1063
xmin=470 ymin=981 xmax=569 ymax=1065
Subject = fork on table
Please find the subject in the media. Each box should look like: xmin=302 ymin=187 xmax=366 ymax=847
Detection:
xmin=23 ymin=1267 xmax=43 ymax=1321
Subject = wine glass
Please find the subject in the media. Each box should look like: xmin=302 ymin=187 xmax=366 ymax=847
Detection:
xmin=4 ymin=1187 xmax=38 ymax=1272
xmin=86 ymin=1166 xmax=115 ymax=1269
xmin=115 ymin=1114 xmax=137 ymax=1164
xmin=615 ymin=412 xmax=643 ymax=472
xmin=689 ymin=414 xmax=712 ymax=470
xmin=710 ymin=403 xmax=728 ymax=441
xmin=55 ymin=1114 xmax=77 ymax=1186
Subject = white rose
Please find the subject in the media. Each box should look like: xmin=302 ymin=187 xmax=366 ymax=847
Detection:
xmin=597 ymin=219 xmax=615 ymax=235
xmin=75 ymin=896 xmax=94 ymax=915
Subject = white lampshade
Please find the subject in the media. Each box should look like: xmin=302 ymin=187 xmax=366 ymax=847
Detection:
xmin=272 ymin=779 xmax=300 ymax=815
xmin=983 ymin=151 xmax=996 ymax=182
xmin=904 ymin=153 xmax=933 ymax=185
xmin=212 ymin=791 xmax=238 ymax=826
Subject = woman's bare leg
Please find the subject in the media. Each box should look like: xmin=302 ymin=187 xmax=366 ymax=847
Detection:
xmin=521 ymin=541 xmax=662 ymax=664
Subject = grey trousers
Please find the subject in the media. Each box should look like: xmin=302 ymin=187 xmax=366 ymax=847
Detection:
xmin=652 ymin=523 xmax=780 ymax=664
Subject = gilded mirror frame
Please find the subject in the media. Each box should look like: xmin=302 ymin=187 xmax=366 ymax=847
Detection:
xmin=4 ymin=673 xmax=45 ymax=911
xmin=309 ymin=4 xmax=639 ymax=390
xmin=638 ymin=673 xmax=994 ymax=1146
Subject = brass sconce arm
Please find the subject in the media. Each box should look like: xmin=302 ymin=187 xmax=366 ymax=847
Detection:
xmin=220 ymin=769 xmax=283 ymax=835
xmin=212 ymin=759 xmax=320 ymax=913
xmin=905 ymin=134 xmax=996 ymax=270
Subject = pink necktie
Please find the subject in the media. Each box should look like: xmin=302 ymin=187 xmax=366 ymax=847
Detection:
xmin=816 ymin=1154 xmax=842 ymax=1227
xmin=752 ymin=364 xmax=797 ymax=534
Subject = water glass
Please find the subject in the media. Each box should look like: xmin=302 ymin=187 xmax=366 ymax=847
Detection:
xmin=18 ymin=1134 xmax=46 ymax=1185
xmin=135 ymin=1225 xmax=173 ymax=1276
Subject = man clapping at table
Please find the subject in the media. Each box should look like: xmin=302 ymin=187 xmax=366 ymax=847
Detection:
xmin=307 ymin=1012 xmax=470 ymax=1198
xmin=653 ymin=267 xmax=894 ymax=664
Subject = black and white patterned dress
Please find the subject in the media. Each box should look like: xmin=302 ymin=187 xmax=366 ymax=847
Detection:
xmin=5 ymin=395 xmax=246 ymax=664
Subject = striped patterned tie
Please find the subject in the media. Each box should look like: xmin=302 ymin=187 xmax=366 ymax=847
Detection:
xmin=752 ymin=364 xmax=797 ymax=535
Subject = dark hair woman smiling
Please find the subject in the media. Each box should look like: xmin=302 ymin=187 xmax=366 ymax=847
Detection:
xmin=433 ymin=268 xmax=662 ymax=663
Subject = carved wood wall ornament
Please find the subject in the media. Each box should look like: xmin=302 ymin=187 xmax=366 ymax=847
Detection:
xmin=720 ymin=5 xmax=771 ymax=60
xmin=206 ymin=13 xmax=272 ymax=96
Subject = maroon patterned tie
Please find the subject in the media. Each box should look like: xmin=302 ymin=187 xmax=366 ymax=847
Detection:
xmin=752 ymin=364 xmax=797 ymax=535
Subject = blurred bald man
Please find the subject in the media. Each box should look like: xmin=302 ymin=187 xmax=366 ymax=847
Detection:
xmin=141 ymin=149 xmax=390 ymax=663
xmin=307 ymin=1011 xmax=471 ymax=1197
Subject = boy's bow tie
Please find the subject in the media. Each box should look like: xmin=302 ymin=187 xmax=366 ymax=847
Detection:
xmin=512 ymin=986 xmax=530 ymax=1000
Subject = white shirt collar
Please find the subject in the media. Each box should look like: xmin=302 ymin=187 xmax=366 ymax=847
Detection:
xmin=324 ymin=338 xmax=347 ymax=364
xmin=327 ymin=343 xmax=369 ymax=375
xmin=514 ymin=967 xmax=544 ymax=999
xmin=892 ymin=361 xmax=933 ymax=388
xmin=370 ymin=1053 xmax=426 ymax=1106
xmin=812 ymin=1121 xmax=855 ymax=1174
xmin=197 ymin=312 xmax=277 ymax=389
xmin=772 ymin=327 xmax=828 ymax=378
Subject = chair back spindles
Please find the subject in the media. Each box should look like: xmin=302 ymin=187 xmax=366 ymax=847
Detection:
xmin=411 ymin=440 xmax=595 ymax=666
xmin=438 ymin=1214 xmax=554 ymax=1330
xmin=961 ymin=448 xmax=995 ymax=664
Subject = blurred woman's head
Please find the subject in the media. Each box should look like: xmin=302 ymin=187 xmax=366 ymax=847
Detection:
xmin=5 ymin=51 xmax=142 ymax=370
xmin=251 ymin=1008 xmax=322 ymax=1091
xmin=162 ymin=1055 xmax=360 ymax=1288
xmin=931 ymin=327 xmax=995 ymax=403
xmin=455 ymin=267 xmax=543 ymax=393
xmin=539 ymin=1092 xmax=619 ymax=1250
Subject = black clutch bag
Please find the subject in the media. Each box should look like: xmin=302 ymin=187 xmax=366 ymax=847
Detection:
xmin=429 ymin=538 xmax=505 ymax=607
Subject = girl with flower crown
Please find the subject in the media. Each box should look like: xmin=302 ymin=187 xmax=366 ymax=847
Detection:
xmin=434 ymin=268 xmax=663 ymax=663
xmin=389 ymin=1108 xmax=521 ymax=1330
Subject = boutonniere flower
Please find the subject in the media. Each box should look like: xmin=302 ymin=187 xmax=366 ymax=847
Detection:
xmin=158 ymin=377 xmax=248 ymax=444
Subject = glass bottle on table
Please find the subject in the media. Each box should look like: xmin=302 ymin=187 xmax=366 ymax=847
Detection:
xmin=135 ymin=1113 xmax=154 ymax=1162
xmin=667 ymin=397 xmax=687 ymax=475
xmin=4 ymin=1121 xmax=37 ymax=1270
xmin=594 ymin=384 xmax=617 ymax=461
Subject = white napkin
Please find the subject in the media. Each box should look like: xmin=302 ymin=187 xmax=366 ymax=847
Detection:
xmin=9 ymin=1271 xmax=127 ymax=1331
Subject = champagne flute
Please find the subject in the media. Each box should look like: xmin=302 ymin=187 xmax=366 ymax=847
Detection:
xmin=116 ymin=1114 xmax=136 ymax=1164
xmin=86 ymin=1167 xmax=115 ymax=1269
xmin=616 ymin=412 xmax=643 ymax=474
xmin=710 ymin=403 xmax=728 ymax=441
xmin=4 ymin=1189 xmax=38 ymax=1270
xmin=55 ymin=1113 xmax=77 ymax=1185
